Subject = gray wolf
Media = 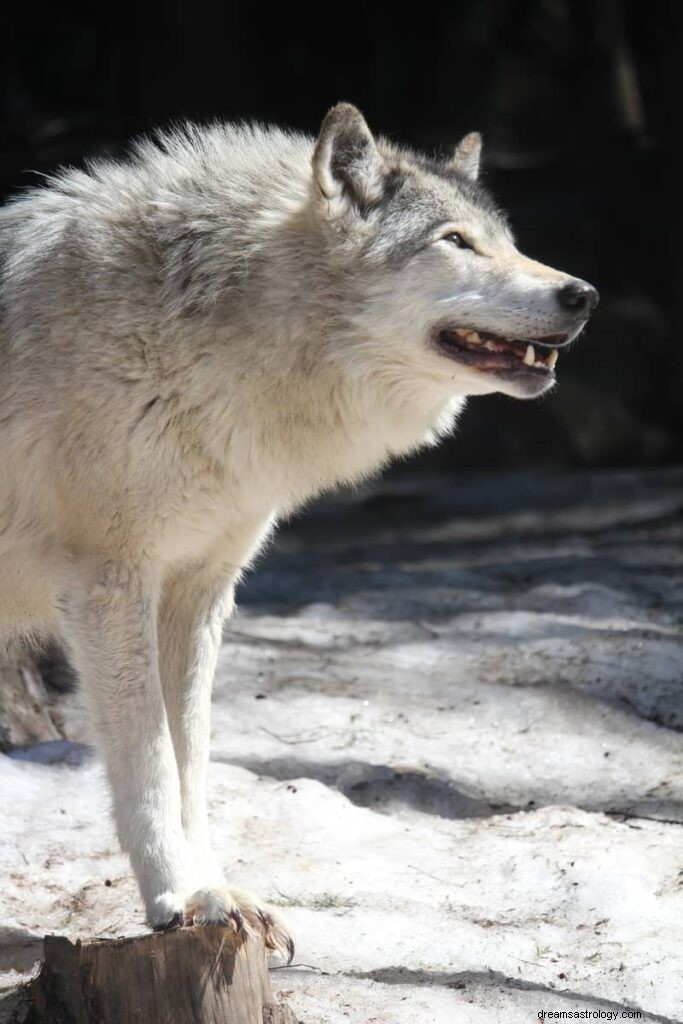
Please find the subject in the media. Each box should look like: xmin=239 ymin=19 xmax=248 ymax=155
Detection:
xmin=0 ymin=103 xmax=598 ymax=955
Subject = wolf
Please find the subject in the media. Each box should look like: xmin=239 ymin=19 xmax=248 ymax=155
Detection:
xmin=0 ymin=103 xmax=598 ymax=955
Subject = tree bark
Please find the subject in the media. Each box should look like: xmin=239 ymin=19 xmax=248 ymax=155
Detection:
xmin=22 ymin=928 xmax=298 ymax=1024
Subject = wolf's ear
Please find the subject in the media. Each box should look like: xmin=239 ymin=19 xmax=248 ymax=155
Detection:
xmin=313 ymin=103 xmax=385 ymax=217
xmin=450 ymin=132 xmax=482 ymax=181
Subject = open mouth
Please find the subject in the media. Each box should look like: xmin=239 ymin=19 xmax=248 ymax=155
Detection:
xmin=435 ymin=327 xmax=568 ymax=376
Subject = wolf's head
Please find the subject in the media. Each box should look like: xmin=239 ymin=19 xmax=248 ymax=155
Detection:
xmin=311 ymin=104 xmax=598 ymax=400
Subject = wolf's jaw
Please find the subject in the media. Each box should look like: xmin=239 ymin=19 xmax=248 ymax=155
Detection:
xmin=435 ymin=326 xmax=565 ymax=377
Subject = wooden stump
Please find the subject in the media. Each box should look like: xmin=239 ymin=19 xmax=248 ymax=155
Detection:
xmin=23 ymin=927 xmax=298 ymax=1024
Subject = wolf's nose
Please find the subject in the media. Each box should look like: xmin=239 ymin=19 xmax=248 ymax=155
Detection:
xmin=557 ymin=280 xmax=599 ymax=316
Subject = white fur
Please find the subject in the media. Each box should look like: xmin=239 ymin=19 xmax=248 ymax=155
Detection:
xmin=0 ymin=106 xmax=586 ymax=933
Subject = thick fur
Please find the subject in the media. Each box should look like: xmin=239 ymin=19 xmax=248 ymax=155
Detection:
xmin=0 ymin=104 xmax=594 ymax=940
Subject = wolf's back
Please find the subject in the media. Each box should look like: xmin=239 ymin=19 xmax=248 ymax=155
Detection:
xmin=0 ymin=122 xmax=315 ymax=338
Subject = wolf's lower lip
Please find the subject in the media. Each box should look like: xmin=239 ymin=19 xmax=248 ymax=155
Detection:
xmin=435 ymin=326 xmax=563 ymax=374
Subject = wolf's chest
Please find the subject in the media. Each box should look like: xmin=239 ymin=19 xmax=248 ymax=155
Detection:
xmin=267 ymin=402 xmax=460 ymax=510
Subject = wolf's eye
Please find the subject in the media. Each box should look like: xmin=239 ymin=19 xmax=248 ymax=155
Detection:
xmin=443 ymin=232 xmax=474 ymax=250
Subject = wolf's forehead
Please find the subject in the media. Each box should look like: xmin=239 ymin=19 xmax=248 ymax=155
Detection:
xmin=372 ymin=168 xmax=506 ymax=260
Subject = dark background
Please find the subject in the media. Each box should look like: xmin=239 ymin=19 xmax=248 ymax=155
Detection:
xmin=2 ymin=0 xmax=679 ymax=469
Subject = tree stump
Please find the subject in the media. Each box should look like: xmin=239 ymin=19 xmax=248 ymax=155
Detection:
xmin=23 ymin=927 xmax=298 ymax=1024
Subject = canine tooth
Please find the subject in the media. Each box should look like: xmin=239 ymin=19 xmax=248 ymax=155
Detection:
xmin=470 ymin=331 xmax=481 ymax=344
xmin=545 ymin=349 xmax=558 ymax=369
xmin=483 ymin=340 xmax=497 ymax=351
xmin=523 ymin=344 xmax=535 ymax=366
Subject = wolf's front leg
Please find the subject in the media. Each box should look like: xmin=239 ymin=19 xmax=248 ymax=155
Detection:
xmin=158 ymin=567 xmax=293 ymax=959
xmin=157 ymin=568 xmax=232 ymax=884
xmin=60 ymin=560 xmax=193 ymax=929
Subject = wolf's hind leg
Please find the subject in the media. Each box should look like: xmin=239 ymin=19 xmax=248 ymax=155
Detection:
xmin=60 ymin=559 xmax=192 ymax=929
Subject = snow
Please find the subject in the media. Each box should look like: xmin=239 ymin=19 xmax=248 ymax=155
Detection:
xmin=1 ymin=467 xmax=682 ymax=1023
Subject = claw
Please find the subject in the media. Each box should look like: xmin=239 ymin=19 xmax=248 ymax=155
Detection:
xmin=255 ymin=907 xmax=295 ymax=963
xmin=229 ymin=907 xmax=244 ymax=932
xmin=153 ymin=911 xmax=183 ymax=932
xmin=168 ymin=889 xmax=293 ymax=958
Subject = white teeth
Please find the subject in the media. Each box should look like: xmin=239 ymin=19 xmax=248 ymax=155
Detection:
xmin=450 ymin=331 xmax=557 ymax=369
xmin=454 ymin=328 xmax=483 ymax=345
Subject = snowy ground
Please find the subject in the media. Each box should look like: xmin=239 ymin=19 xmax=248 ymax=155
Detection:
xmin=1 ymin=467 xmax=682 ymax=1023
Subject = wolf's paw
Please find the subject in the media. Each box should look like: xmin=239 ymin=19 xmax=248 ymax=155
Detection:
xmin=149 ymin=891 xmax=186 ymax=931
xmin=185 ymin=887 xmax=294 ymax=962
